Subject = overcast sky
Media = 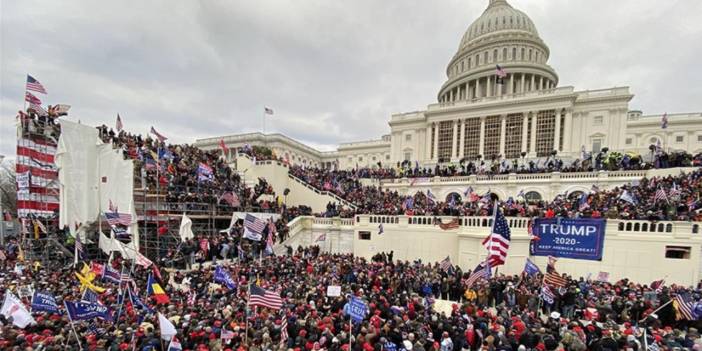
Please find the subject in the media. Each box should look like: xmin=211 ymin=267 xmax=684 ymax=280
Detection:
xmin=2 ymin=0 xmax=701 ymax=158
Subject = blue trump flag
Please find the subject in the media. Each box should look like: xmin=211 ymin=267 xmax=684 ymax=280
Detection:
xmin=530 ymin=218 xmax=606 ymax=261
xmin=343 ymin=296 xmax=368 ymax=323
xmin=523 ymin=258 xmax=541 ymax=276
xmin=64 ymin=300 xmax=113 ymax=322
xmin=214 ymin=266 xmax=237 ymax=290
xmin=128 ymin=286 xmax=154 ymax=314
xmin=31 ymin=291 xmax=61 ymax=314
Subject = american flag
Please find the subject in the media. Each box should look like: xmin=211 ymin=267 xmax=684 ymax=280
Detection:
xmin=465 ymin=261 xmax=491 ymax=288
xmin=280 ymin=317 xmax=289 ymax=343
xmin=654 ymin=188 xmax=668 ymax=203
xmin=495 ymin=65 xmax=507 ymax=84
xmin=75 ymin=233 xmax=84 ymax=260
xmin=149 ymin=126 xmax=168 ymax=142
xmin=103 ymin=265 xmax=122 ymax=283
xmin=105 ymin=211 xmax=132 ymax=226
xmin=544 ymin=271 xmax=568 ymax=288
xmin=264 ymin=107 xmax=274 ymax=115
xmin=244 ymin=214 xmax=266 ymax=234
xmin=661 ymin=112 xmax=668 ymax=129
xmin=25 ymin=92 xmax=42 ymax=105
xmin=116 ymin=114 xmax=123 ymax=132
xmin=26 ymin=75 xmax=47 ymax=94
xmin=669 ymin=183 xmax=682 ymax=197
xmin=439 ymin=256 xmax=453 ymax=272
xmin=481 ymin=207 xmax=511 ymax=266
xmin=651 ymin=279 xmax=665 ymax=293
xmin=249 ymin=285 xmax=283 ymax=310
xmin=28 ymin=102 xmax=48 ymax=116
xmin=674 ymin=292 xmax=695 ymax=320
xmin=220 ymin=192 xmax=240 ymax=207
xmin=495 ymin=65 xmax=507 ymax=78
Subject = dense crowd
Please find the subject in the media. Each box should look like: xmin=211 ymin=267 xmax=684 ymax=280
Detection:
xmin=1 ymin=248 xmax=701 ymax=351
xmin=291 ymin=166 xmax=702 ymax=221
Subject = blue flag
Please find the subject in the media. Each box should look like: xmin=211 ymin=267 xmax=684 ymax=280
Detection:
xmin=82 ymin=288 xmax=100 ymax=304
xmin=128 ymin=286 xmax=154 ymax=314
xmin=102 ymin=265 xmax=122 ymax=284
xmin=31 ymin=291 xmax=61 ymax=314
xmin=523 ymin=258 xmax=541 ymax=276
xmin=214 ymin=266 xmax=237 ymax=290
xmin=64 ymin=300 xmax=113 ymax=322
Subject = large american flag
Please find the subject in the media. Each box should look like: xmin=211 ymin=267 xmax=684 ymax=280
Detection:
xmin=25 ymin=92 xmax=42 ymax=105
xmin=465 ymin=261 xmax=491 ymax=288
xmin=26 ymin=75 xmax=47 ymax=94
xmin=149 ymin=126 xmax=168 ymax=142
xmin=654 ymin=188 xmax=668 ymax=203
xmin=243 ymin=214 xmax=266 ymax=241
xmin=249 ymin=285 xmax=283 ymax=310
xmin=481 ymin=207 xmax=511 ymax=266
xmin=439 ymin=256 xmax=453 ymax=273
xmin=674 ymin=292 xmax=695 ymax=320
xmin=544 ymin=271 xmax=568 ymax=288
xmin=105 ymin=211 xmax=132 ymax=226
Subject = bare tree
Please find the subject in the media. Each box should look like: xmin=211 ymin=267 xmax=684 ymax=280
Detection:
xmin=0 ymin=160 xmax=17 ymax=216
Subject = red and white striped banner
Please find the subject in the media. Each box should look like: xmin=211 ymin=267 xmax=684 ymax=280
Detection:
xmin=16 ymin=137 xmax=59 ymax=218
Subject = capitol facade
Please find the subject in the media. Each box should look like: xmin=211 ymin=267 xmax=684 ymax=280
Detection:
xmin=196 ymin=0 xmax=702 ymax=170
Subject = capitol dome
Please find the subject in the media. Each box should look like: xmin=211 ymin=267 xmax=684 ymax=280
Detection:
xmin=438 ymin=0 xmax=559 ymax=103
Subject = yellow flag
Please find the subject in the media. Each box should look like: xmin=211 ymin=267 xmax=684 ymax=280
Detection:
xmin=75 ymin=272 xmax=106 ymax=293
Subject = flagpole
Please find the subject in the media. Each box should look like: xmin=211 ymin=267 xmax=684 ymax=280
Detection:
xmin=262 ymin=109 xmax=266 ymax=135
xmin=63 ymin=301 xmax=84 ymax=351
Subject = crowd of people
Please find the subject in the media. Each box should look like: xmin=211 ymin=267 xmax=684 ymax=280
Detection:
xmin=291 ymin=165 xmax=702 ymax=221
xmin=2 ymin=247 xmax=701 ymax=351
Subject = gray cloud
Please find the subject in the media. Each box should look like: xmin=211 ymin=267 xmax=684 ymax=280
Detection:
xmin=2 ymin=0 xmax=701 ymax=157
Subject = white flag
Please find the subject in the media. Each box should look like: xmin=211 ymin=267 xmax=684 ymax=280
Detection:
xmin=179 ymin=213 xmax=194 ymax=242
xmin=1 ymin=292 xmax=36 ymax=328
xmin=158 ymin=312 xmax=177 ymax=340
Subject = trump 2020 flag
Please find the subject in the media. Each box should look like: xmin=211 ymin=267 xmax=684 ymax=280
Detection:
xmin=214 ymin=265 xmax=237 ymax=290
xmin=523 ymin=258 xmax=540 ymax=276
xmin=64 ymin=300 xmax=113 ymax=322
xmin=31 ymin=291 xmax=61 ymax=314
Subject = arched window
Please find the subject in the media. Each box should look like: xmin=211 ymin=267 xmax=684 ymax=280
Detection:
xmin=493 ymin=49 xmax=498 ymax=62
xmin=460 ymin=61 xmax=464 ymax=72
xmin=524 ymin=191 xmax=542 ymax=203
xmin=529 ymin=49 xmax=533 ymax=61
xmin=446 ymin=192 xmax=463 ymax=204
xmin=484 ymin=52 xmax=488 ymax=63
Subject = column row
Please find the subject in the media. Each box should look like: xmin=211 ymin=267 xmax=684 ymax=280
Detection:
xmin=440 ymin=73 xmax=556 ymax=103
xmin=428 ymin=109 xmax=572 ymax=162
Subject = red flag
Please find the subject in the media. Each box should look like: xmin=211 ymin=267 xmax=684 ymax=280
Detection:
xmin=219 ymin=139 xmax=228 ymax=155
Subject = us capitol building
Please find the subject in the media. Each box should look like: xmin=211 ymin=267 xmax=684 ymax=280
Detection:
xmin=196 ymin=0 xmax=702 ymax=170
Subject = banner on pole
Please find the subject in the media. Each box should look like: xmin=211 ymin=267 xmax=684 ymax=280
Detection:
xmin=530 ymin=218 xmax=606 ymax=261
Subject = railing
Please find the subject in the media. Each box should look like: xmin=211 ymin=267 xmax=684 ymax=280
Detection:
xmin=287 ymin=174 xmax=358 ymax=210
xmin=356 ymin=214 xmax=700 ymax=236
xmin=380 ymin=170 xmax=652 ymax=186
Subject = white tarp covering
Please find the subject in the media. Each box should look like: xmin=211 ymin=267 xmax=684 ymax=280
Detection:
xmin=57 ymin=120 xmax=139 ymax=250
xmin=56 ymin=120 xmax=100 ymax=235
xmin=179 ymin=213 xmax=194 ymax=242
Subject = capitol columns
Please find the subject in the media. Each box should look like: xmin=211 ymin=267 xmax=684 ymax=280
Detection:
xmin=478 ymin=116 xmax=486 ymax=157
xmin=521 ymin=114 xmax=529 ymax=152
xmin=520 ymin=74 xmax=526 ymax=94
xmin=529 ymin=111 xmax=538 ymax=157
xmin=554 ymin=110 xmax=562 ymax=152
xmin=458 ymin=119 xmax=466 ymax=159
xmin=563 ymin=108 xmax=573 ymax=153
xmin=476 ymin=78 xmax=481 ymax=98
xmin=499 ymin=115 xmax=507 ymax=157
xmin=433 ymin=123 xmax=439 ymax=162
xmin=425 ymin=124 xmax=433 ymax=161
xmin=451 ymin=119 xmax=459 ymax=160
